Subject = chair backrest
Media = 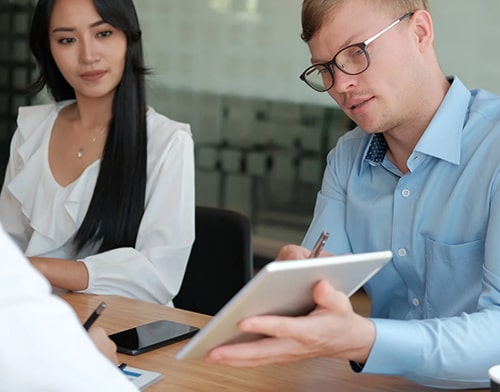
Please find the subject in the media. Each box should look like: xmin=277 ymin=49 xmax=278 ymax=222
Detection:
xmin=173 ymin=206 xmax=253 ymax=315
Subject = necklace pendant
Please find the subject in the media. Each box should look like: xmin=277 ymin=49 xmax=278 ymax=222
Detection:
xmin=77 ymin=148 xmax=84 ymax=159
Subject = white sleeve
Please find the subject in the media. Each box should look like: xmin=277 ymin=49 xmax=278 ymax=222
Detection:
xmin=0 ymin=225 xmax=138 ymax=392
xmin=0 ymin=128 xmax=30 ymax=250
xmin=80 ymin=128 xmax=195 ymax=305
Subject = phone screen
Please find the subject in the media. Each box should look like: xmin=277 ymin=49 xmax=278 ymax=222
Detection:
xmin=109 ymin=320 xmax=199 ymax=355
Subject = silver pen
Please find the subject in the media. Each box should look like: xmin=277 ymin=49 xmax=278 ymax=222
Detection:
xmin=309 ymin=231 xmax=330 ymax=258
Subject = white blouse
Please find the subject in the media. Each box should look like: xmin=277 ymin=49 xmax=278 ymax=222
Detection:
xmin=0 ymin=223 xmax=138 ymax=391
xmin=0 ymin=101 xmax=195 ymax=305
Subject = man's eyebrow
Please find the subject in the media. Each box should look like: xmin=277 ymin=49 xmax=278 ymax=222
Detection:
xmin=309 ymin=32 xmax=360 ymax=64
xmin=310 ymin=56 xmax=329 ymax=64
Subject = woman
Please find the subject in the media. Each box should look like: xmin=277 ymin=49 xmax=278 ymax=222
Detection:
xmin=0 ymin=0 xmax=195 ymax=305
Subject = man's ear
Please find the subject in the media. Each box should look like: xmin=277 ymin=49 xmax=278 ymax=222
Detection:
xmin=411 ymin=10 xmax=434 ymax=52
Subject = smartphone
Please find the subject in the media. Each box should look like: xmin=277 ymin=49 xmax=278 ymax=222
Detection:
xmin=109 ymin=320 xmax=199 ymax=355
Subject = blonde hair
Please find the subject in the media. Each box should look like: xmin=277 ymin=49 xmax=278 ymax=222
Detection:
xmin=301 ymin=0 xmax=430 ymax=42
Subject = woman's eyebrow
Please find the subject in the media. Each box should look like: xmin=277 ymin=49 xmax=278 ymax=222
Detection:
xmin=51 ymin=20 xmax=106 ymax=33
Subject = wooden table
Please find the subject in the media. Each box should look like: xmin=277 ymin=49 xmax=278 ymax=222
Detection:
xmin=62 ymin=293 xmax=487 ymax=392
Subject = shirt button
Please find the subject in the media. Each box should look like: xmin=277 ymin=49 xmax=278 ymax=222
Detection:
xmin=412 ymin=298 xmax=420 ymax=307
xmin=401 ymin=188 xmax=410 ymax=197
xmin=398 ymin=248 xmax=407 ymax=257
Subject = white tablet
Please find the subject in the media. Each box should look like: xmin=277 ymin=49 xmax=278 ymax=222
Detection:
xmin=176 ymin=250 xmax=392 ymax=360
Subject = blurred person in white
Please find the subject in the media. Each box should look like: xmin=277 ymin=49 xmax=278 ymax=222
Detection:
xmin=206 ymin=0 xmax=500 ymax=388
xmin=0 ymin=0 xmax=194 ymax=305
xmin=0 ymin=223 xmax=138 ymax=391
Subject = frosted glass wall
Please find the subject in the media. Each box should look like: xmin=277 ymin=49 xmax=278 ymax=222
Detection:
xmin=136 ymin=0 xmax=500 ymax=106
xmin=133 ymin=0 xmax=500 ymax=245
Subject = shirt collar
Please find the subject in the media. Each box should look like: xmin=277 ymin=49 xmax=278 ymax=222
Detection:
xmin=361 ymin=76 xmax=471 ymax=173
xmin=413 ymin=76 xmax=470 ymax=164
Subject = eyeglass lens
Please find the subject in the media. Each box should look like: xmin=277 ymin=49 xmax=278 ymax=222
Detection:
xmin=303 ymin=45 xmax=369 ymax=92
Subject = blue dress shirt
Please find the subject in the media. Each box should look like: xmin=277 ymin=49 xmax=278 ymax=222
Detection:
xmin=302 ymin=77 xmax=500 ymax=388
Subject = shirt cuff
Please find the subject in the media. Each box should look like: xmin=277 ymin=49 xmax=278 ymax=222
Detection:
xmin=349 ymin=360 xmax=365 ymax=373
xmin=363 ymin=318 xmax=423 ymax=376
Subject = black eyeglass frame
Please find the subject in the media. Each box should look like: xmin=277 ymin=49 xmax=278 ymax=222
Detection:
xmin=299 ymin=12 xmax=414 ymax=92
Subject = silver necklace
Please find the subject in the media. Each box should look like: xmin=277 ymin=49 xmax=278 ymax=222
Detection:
xmin=76 ymin=126 xmax=106 ymax=159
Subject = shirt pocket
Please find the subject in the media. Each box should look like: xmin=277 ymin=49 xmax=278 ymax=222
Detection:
xmin=424 ymin=237 xmax=484 ymax=318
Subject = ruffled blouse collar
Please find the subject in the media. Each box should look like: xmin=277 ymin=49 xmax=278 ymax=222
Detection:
xmin=7 ymin=101 xmax=100 ymax=256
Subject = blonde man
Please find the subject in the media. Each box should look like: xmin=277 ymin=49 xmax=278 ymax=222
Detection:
xmin=207 ymin=0 xmax=500 ymax=388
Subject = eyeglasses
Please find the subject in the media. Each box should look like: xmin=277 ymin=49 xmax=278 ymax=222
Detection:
xmin=299 ymin=12 xmax=414 ymax=92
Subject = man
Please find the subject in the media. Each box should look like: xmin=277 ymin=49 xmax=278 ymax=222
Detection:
xmin=0 ymin=223 xmax=138 ymax=391
xmin=206 ymin=0 xmax=500 ymax=388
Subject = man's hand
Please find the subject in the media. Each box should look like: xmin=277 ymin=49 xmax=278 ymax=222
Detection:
xmin=205 ymin=279 xmax=375 ymax=367
xmin=275 ymin=244 xmax=330 ymax=261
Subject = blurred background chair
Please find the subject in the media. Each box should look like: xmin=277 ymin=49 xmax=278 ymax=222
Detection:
xmin=173 ymin=206 xmax=253 ymax=315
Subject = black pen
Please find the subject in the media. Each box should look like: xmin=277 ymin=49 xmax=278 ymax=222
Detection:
xmin=83 ymin=301 xmax=107 ymax=331
xmin=309 ymin=231 xmax=330 ymax=258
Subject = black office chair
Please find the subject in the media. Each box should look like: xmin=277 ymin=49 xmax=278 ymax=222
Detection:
xmin=173 ymin=206 xmax=253 ymax=315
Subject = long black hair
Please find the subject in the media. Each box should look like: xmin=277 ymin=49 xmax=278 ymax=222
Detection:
xmin=29 ymin=0 xmax=148 ymax=253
